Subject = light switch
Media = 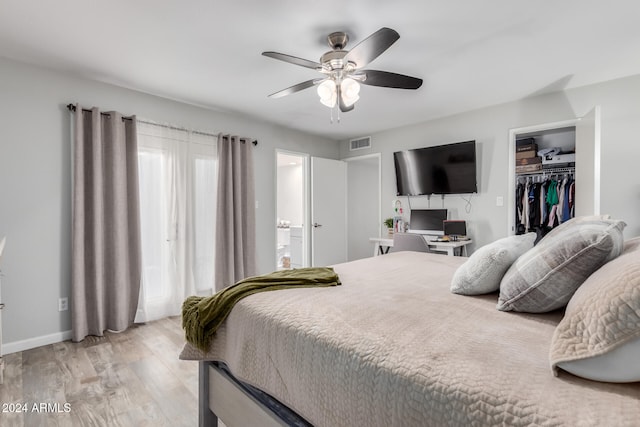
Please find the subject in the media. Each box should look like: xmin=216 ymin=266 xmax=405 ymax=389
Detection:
xmin=496 ymin=196 xmax=504 ymax=207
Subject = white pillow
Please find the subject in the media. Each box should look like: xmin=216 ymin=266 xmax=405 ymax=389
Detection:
xmin=450 ymin=233 xmax=536 ymax=295
xmin=556 ymin=337 xmax=640 ymax=382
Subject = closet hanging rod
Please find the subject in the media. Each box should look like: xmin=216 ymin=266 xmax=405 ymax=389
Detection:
xmin=66 ymin=104 xmax=258 ymax=146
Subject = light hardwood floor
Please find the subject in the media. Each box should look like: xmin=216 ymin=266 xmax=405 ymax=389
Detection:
xmin=0 ymin=317 xmax=201 ymax=427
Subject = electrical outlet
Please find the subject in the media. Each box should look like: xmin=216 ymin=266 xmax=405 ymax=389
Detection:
xmin=58 ymin=297 xmax=68 ymax=312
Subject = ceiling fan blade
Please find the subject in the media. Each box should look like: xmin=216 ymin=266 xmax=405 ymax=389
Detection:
xmin=337 ymin=84 xmax=355 ymax=113
xmin=343 ymin=27 xmax=400 ymax=68
xmin=268 ymin=79 xmax=323 ymax=98
xmin=360 ymin=70 xmax=423 ymax=89
xmin=262 ymin=51 xmax=321 ymax=70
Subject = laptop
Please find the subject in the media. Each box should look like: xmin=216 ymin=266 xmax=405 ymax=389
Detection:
xmin=443 ymin=220 xmax=468 ymax=240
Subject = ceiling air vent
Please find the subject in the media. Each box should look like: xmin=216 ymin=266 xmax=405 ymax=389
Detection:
xmin=350 ymin=136 xmax=371 ymax=151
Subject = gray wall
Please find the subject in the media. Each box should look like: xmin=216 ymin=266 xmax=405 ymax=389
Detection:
xmin=3 ymin=53 xmax=640 ymax=351
xmin=346 ymin=156 xmax=380 ymax=261
xmin=0 ymin=57 xmax=339 ymax=349
xmin=340 ymin=74 xmax=640 ymax=252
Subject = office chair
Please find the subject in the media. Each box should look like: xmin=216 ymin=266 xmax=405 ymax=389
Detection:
xmin=389 ymin=233 xmax=431 ymax=253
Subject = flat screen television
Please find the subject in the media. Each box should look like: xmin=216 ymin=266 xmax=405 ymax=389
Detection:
xmin=394 ymin=141 xmax=477 ymax=196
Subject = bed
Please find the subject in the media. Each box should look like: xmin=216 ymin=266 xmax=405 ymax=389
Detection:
xmin=180 ymin=250 xmax=640 ymax=426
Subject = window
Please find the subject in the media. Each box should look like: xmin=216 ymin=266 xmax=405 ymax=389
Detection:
xmin=136 ymin=122 xmax=217 ymax=323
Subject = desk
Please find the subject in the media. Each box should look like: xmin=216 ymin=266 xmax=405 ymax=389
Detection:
xmin=427 ymin=239 xmax=472 ymax=257
xmin=369 ymin=237 xmax=394 ymax=257
xmin=369 ymin=236 xmax=472 ymax=257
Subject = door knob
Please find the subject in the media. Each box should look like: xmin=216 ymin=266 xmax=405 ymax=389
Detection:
xmin=312 ymin=223 xmax=323 ymax=228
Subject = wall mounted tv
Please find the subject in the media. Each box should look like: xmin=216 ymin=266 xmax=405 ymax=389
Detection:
xmin=394 ymin=140 xmax=478 ymax=196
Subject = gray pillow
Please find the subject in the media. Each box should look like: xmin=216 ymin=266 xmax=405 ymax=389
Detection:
xmin=497 ymin=216 xmax=626 ymax=313
xmin=451 ymin=233 xmax=536 ymax=295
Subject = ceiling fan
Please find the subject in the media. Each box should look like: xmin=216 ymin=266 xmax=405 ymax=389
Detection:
xmin=262 ymin=27 xmax=423 ymax=113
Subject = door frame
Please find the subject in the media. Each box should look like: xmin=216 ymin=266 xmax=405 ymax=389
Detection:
xmin=275 ymin=149 xmax=310 ymax=269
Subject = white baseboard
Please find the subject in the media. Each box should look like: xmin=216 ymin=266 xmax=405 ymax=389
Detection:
xmin=3 ymin=330 xmax=72 ymax=355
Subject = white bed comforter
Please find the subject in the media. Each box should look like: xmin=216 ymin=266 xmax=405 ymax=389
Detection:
xmin=181 ymin=251 xmax=640 ymax=426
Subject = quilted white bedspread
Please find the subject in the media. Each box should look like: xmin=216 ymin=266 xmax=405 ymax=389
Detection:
xmin=181 ymin=252 xmax=640 ymax=426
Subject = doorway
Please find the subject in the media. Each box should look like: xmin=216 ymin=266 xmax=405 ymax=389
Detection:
xmin=275 ymin=151 xmax=308 ymax=270
xmin=507 ymin=107 xmax=601 ymax=235
xmin=276 ymin=151 xmax=375 ymax=268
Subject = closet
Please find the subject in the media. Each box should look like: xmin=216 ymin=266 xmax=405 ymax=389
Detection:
xmin=514 ymin=127 xmax=576 ymax=240
xmin=507 ymin=107 xmax=601 ymax=237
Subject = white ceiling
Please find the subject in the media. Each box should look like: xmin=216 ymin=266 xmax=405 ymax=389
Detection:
xmin=2 ymin=1 xmax=640 ymax=141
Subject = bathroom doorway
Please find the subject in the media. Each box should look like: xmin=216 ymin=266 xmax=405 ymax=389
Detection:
xmin=275 ymin=151 xmax=309 ymax=270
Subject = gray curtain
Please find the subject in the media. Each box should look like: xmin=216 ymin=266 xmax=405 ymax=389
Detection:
xmin=71 ymin=106 xmax=142 ymax=342
xmin=214 ymin=134 xmax=257 ymax=290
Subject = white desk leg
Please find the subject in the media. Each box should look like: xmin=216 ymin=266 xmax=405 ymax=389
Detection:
xmin=446 ymin=247 xmax=454 ymax=256
xmin=373 ymin=243 xmax=380 ymax=257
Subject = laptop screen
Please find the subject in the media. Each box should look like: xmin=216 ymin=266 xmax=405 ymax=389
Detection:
xmin=444 ymin=220 xmax=467 ymax=236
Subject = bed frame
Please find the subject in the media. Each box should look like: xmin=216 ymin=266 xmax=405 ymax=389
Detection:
xmin=198 ymin=361 xmax=311 ymax=427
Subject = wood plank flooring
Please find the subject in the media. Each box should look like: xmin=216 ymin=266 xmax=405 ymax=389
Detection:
xmin=0 ymin=317 xmax=201 ymax=427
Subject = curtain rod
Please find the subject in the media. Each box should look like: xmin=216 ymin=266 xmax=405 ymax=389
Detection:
xmin=66 ymin=104 xmax=258 ymax=146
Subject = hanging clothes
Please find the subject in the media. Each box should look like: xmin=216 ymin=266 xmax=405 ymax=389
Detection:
xmin=569 ymin=181 xmax=576 ymax=218
xmin=515 ymin=181 xmax=526 ymax=234
xmin=539 ymin=180 xmax=548 ymax=225
xmin=562 ymin=177 xmax=573 ymax=222
xmin=515 ymin=171 xmax=575 ymax=237
xmin=546 ymin=179 xmax=558 ymax=206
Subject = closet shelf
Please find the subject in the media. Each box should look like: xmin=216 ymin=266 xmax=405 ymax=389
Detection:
xmin=516 ymin=166 xmax=575 ymax=178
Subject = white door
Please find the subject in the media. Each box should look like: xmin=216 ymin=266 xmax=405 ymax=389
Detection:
xmin=311 ymin=157 xmax=347 ymax=266
xmin=575 ymin=106 xmax=601 ymax=216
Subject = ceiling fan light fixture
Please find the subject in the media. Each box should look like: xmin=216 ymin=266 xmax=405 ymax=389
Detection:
xmin=264 ymin=28 xmax=423 ymax=116
xmin=317 ymin=79 xmax=337 ymax=108
xmin=340 ymin=78 xmax=360 ymax=107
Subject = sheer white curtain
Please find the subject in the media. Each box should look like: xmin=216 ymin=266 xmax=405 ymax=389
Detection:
xmin=135 ymin=122 xmax=217 ymax=323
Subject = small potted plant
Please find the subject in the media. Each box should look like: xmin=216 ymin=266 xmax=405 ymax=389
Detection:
xmin=384 ymin=218 xmax=394 ymax=234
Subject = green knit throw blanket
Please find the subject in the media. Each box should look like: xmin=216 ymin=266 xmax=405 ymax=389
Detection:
xmin=182 ymin=267 xmax=341 ymax=351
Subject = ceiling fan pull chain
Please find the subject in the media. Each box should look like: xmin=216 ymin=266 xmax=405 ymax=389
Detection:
xmin=329 ymin=104 xmax=340 ymax=124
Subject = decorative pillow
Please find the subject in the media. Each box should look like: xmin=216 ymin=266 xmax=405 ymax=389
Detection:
xmin=451 ymin=233 xmax=536 ymax=295
xmin=550 ymin=237 xmax=640 ymax=382
xmin=539 ymin=214 xmax=613 ymax=246
xmin=497 ymin=216 xmax=626 ymax=313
